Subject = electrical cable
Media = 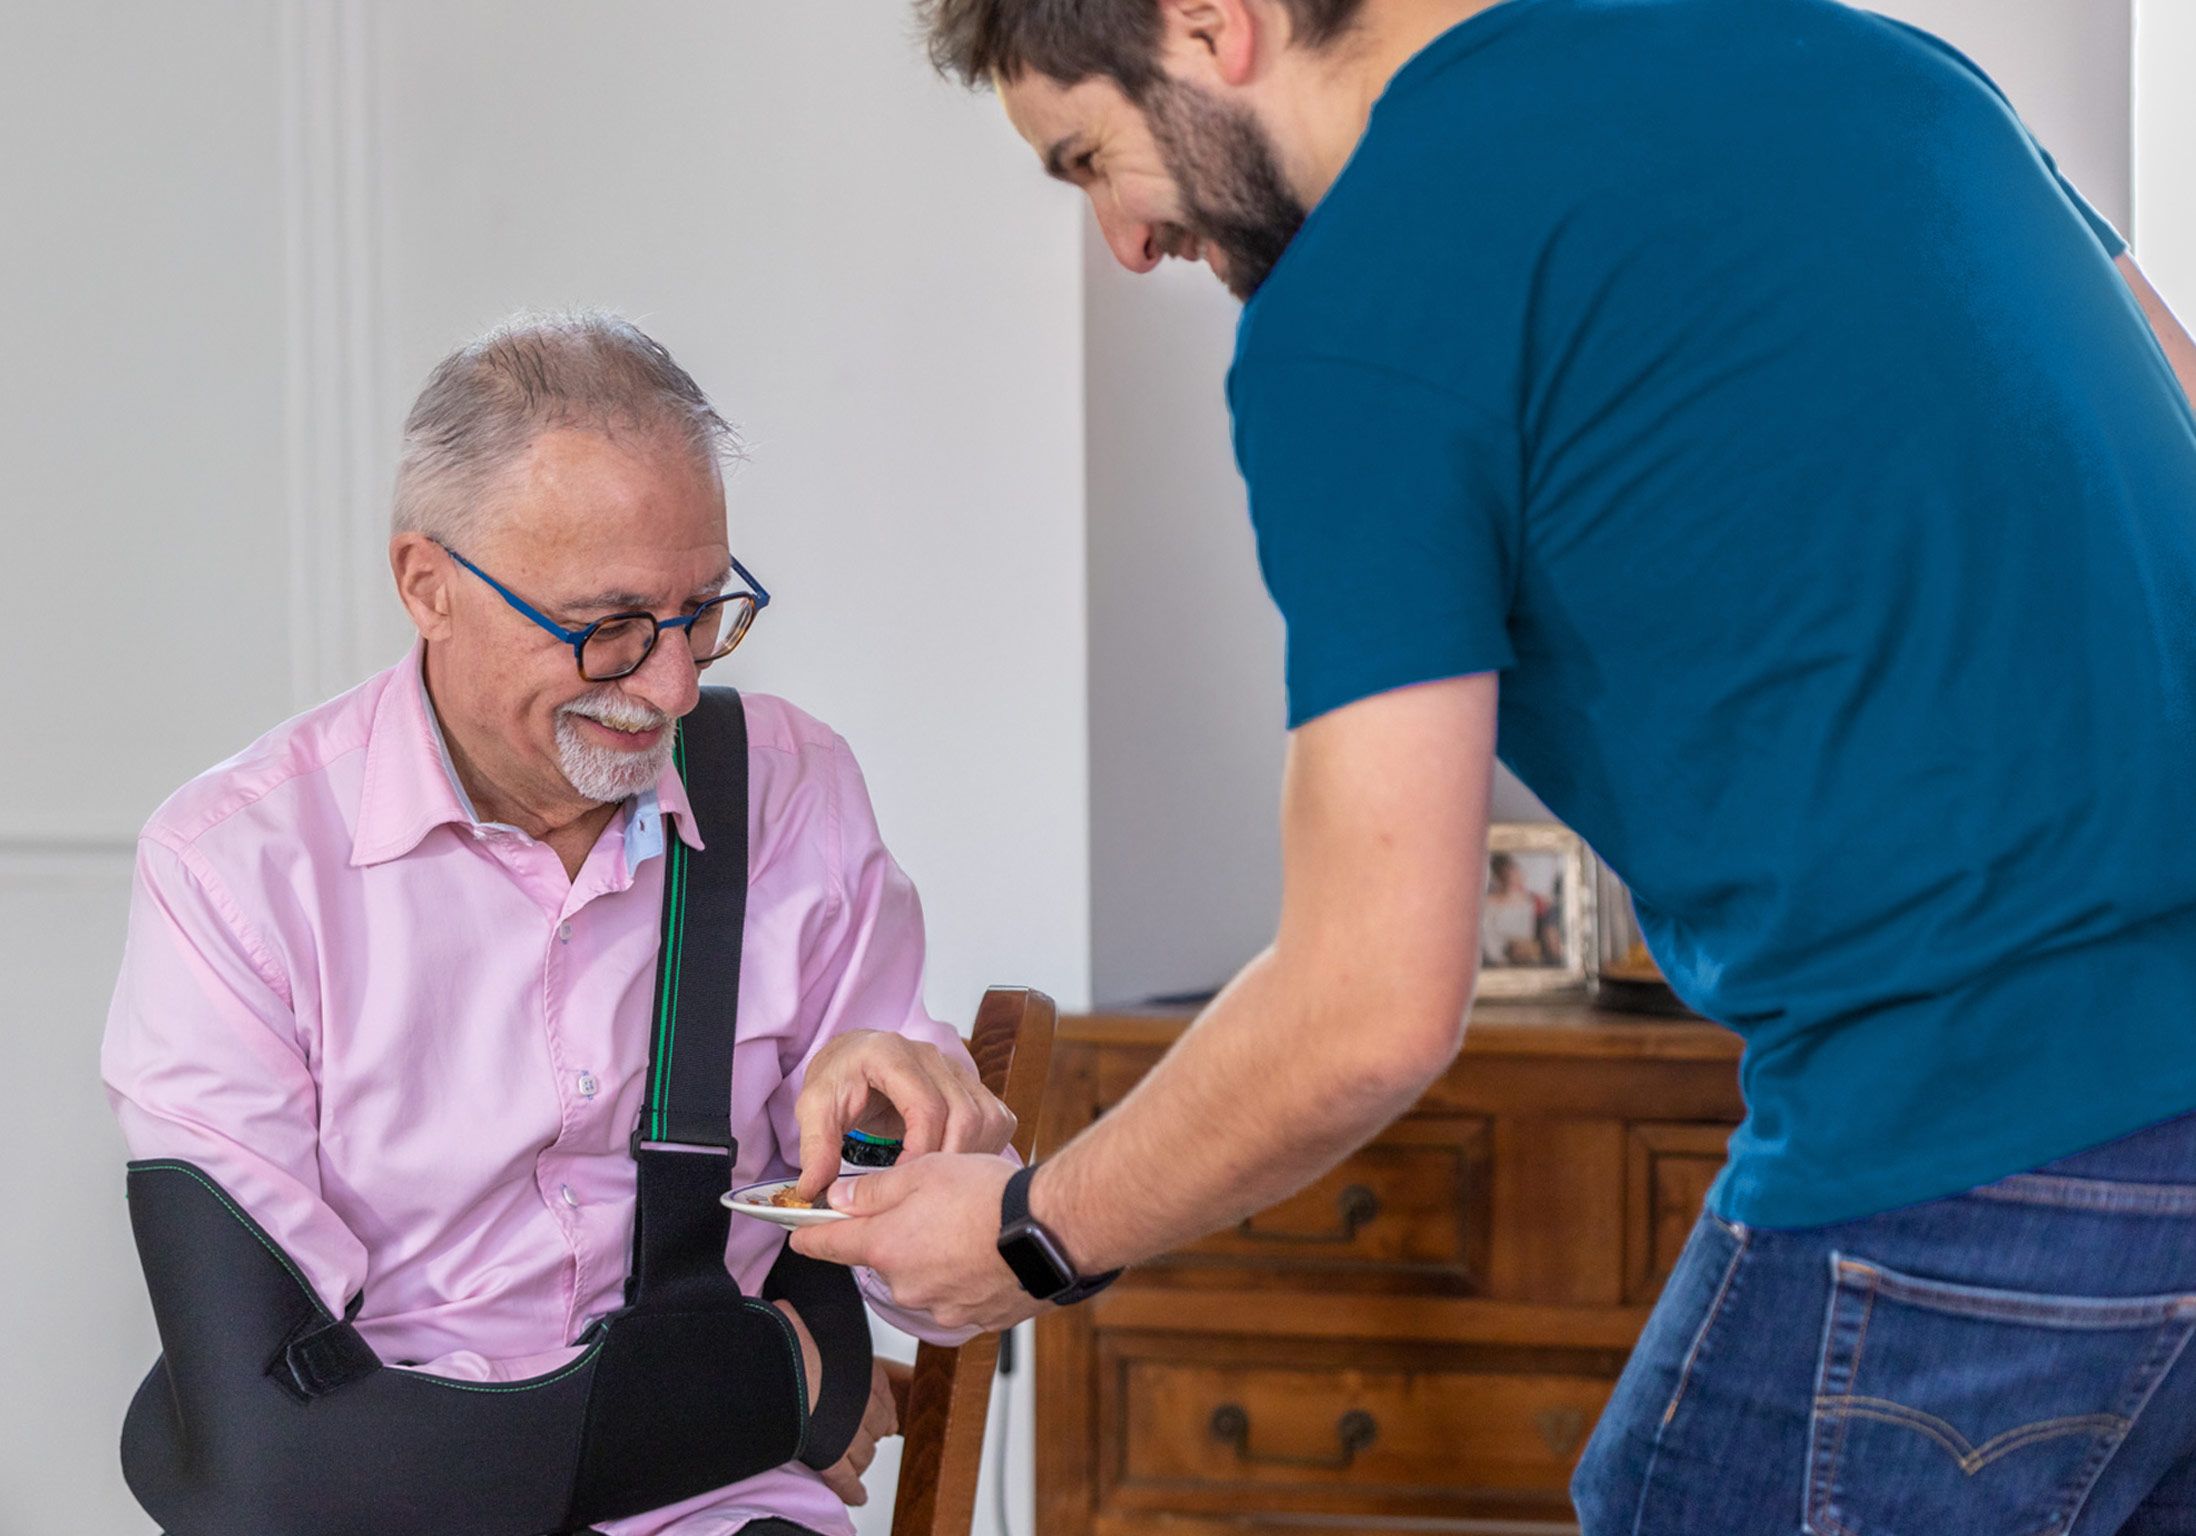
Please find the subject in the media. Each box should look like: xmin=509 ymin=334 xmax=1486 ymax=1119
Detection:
xmin=990 ymin=1324 xmax=1017 ymax=1536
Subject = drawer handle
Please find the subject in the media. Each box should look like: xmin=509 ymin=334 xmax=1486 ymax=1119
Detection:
xmin=1236 ymin=1184 xmax=1380 ymax=1244
xmin=1209 ymin=1403 xmax=1377 ymax=1469
xmin=1536 ymin=1405 xmax=1590 ymax=1458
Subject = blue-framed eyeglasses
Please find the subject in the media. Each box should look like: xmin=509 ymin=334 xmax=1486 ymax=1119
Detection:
xmin=440 ymin=543 xmax=771 ymax=682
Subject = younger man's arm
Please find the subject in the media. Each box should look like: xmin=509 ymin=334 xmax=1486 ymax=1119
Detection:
xmin=2117 ymin=254 xmax=2196 ymax=406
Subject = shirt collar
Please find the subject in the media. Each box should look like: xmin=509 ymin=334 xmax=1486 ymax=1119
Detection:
xmin=641 ymin=736 xmax=706 ymax=858
xmin=350 ymin=642 xmax=706 ymax=868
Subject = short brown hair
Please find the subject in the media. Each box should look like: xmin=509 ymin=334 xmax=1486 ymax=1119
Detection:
xmin=915 ymin=0 xmax=1365 ymax=97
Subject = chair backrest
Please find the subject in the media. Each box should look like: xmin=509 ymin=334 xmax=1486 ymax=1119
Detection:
xmin=889 ymin=987 xmax=1057 ymax=1536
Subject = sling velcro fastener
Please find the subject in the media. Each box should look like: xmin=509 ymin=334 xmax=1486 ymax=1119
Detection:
xmin=271 ymin=1305 xmax=379 ymax=1402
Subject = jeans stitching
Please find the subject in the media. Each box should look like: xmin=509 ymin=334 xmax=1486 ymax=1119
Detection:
xmin=1811 ymin=1398 xmax=2128 ymax=1472
xmin=1627 ymin=1220 xmax=1750 ymax=1536
xmin=1972 ymin=1173 xmax=2196 ymax=1217
xmin=1861 ymin=1264 xmax=2196 ymax=1328
xmin=2058 ymin=1316 xmax=2196 ymax=1535
xmin=1803 ymin=1262 xmax=1850 ymax=1536
xmin=1661 ymin=1224 xmax=1750 ymax=1430
xmin=1814 ymin=1271 xmax=1880 ymax=1536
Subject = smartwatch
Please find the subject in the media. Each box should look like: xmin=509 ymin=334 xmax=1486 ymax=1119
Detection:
xmin=997 ymin=1164 xmax=1121 ymax=1305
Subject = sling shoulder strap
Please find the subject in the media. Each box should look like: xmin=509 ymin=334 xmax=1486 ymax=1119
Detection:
xmin=625 ymin=689 xmax=750 ymax=1309
xmin=623 ymin=690 xmax=873 ymax=1469
xmin=641 ymin=688 xmax=750 ymax=1153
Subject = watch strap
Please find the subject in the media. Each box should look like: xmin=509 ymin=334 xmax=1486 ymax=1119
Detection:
xmin=1001 ymin=1162 xmax=1038 ymax=1227
xmin=999 ymin=1164 xmax=1121 ymax=1306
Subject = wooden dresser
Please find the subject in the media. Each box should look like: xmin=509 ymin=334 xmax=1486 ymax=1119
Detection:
xmin=1033 ymin=1003 xmax=1744 ymax=1536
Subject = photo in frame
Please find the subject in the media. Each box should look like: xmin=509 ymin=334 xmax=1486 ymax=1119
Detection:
xmin=1476 ymin=823 xmax=1594 ymax=999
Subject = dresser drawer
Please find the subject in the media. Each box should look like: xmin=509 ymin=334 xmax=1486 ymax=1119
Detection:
xmin=1041 ymin=1016 xmax=1744 ymax=1536
xmin=1097 ymin=1331 xmax=1618 ymax=1522
xmin=1150 ymin=1118 xmax=1492 ymax=1293
xmin=1623 ymin=1122 xmax=1730 ymax=1302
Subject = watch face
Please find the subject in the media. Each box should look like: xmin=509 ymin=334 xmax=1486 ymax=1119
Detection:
xmin=999 ymin=1221 xmax=1073 ymax=1300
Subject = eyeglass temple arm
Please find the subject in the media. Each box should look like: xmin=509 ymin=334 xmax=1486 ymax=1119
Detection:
xmin=442 ymin=544 xmax=593 ymax=647
xmin=448 ymin=541 xmax=765 ymax=637
xmin=730 ymin=555 xmax=771 ymax=608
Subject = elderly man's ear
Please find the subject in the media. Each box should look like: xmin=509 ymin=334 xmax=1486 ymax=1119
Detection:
xmin=390 ymin=533 xmax=456 ymax=641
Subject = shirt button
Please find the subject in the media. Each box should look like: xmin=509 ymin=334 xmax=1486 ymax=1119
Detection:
xmin=560 ymin=1184 xmax=579 ymax=1208
xmin=557 ymin=921 xmax=573 ymax=943
xmin=577 ymin=1071 xmax=599 ymax=1099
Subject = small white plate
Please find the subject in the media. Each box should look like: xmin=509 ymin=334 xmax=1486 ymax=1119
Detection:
xmin=723 ymin=1178 xmax=851 ymax=1228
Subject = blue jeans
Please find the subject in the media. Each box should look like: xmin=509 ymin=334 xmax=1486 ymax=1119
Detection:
xmin=1574 ymin=1110 xmax=2196 ymax=1535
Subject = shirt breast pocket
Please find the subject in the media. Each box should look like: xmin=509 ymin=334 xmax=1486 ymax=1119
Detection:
xmin=1805 ymin=1255 xmax=2196 ymax=1536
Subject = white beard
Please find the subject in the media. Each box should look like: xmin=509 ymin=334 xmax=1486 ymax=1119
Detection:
xmin=555 ymin=688 xmax=675 ymax=804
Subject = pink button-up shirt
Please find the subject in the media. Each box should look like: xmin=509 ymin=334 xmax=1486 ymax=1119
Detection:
xmin=103 ymin=645 xmax=976 ymax=1536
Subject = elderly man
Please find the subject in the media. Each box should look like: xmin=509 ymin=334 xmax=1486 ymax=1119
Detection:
xmin=800 ymin=2 xmax=2196 ymax=1532
xmin=102 ymin=312 xmax=1014 ymax=1536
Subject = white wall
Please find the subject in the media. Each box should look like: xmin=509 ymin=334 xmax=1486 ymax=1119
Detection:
xmin=1083 ymin=0 xmax=2136 ymax=1007
xmin=3 ymin=3 xmax=1080 ymax=1532
xmin=2136 ymin=0 xmax=2196 ymax=313
xmin=3 ymin=5 xmax=292 ymax=1530
xmin=0 ymin=3 xmax=299 ymax=844
xmin=1084 ymin=224 xmax=1290 ymax=1005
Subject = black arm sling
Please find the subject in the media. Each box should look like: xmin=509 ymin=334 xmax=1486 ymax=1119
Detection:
xmin=120 ymin=689 xmax=873 ymax=1536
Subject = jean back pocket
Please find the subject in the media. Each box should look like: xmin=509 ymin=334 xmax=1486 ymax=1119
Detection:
xmin=1806 ymin=1255 xmax=2196 ymax=1536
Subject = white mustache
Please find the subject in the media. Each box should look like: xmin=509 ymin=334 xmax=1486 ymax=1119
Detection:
xmin=561 ymin=694 xmax=670 ymax=736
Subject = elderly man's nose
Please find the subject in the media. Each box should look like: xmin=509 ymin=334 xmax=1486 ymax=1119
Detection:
xmin=627 ymin=631 xmax=702 ymax=718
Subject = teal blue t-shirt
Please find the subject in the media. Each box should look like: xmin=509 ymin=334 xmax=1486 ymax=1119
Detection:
xmin=1229 ymin=0 xmax=2196 ymax=1227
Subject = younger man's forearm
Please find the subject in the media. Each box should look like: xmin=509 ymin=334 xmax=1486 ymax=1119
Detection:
xmin=1027 ymin=948 xmax=1461 ymax=1274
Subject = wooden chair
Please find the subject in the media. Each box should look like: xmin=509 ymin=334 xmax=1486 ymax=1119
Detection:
xmin=889 ymin=987 xmax=1057 ymax=1536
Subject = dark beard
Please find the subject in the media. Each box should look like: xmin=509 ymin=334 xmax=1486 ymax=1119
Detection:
xmin=1141 ymin=78 xmax=1308 ymax=301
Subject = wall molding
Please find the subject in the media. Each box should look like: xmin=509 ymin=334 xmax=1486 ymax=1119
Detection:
xmin=280 ymin=0 xmax=392 ymax=709
xmin=0 ymin=837 xmax=134 ymax=856
xmin=0 ymin=840 xmax=136 ymax=896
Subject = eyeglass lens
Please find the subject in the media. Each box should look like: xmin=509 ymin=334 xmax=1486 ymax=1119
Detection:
xmin=578 ymin=594 xmax=759 ymax=681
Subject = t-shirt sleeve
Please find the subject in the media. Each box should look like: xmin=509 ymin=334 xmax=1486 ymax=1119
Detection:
xmin=1228 ymin=352 xmax=1517 ymax=728
xmin=1874 ymin=13 xmax=2126 ymax=257
xmin=2027 ymin=137 xmax=2126 ymax=258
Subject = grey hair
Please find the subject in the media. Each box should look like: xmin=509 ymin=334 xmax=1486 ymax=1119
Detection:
xmin=390 ymin=309 xmax=742 ymax=545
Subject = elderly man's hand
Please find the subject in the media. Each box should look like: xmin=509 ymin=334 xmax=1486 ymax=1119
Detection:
xmin=818 ymin=1356 xmax=911 ymax=1507
xmin=793 ymin=1031 xmax=1015 ymax=1200
xmin=773 ymin=1305 xmax=913 ymax=1506
xmin=790 ymin=1153 xmax=1045 ymax=1334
